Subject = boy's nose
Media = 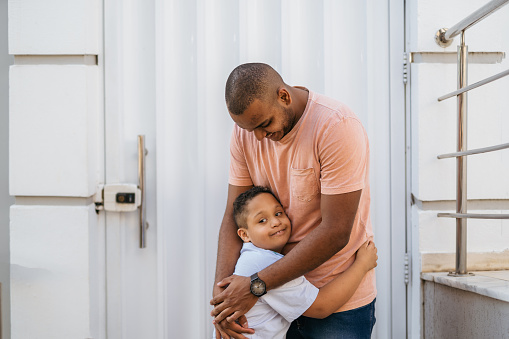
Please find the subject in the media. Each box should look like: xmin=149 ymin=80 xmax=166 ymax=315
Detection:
xmin=271 ymin=218 xmax=281 ymax=227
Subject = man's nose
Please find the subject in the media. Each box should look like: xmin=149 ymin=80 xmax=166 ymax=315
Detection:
xmin=254 ymin=128 xmax=266 ymax=141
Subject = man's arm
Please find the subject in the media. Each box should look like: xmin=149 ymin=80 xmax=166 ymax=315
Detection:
xmin=211 ymin=189 xmax=362 ymax=322
xmin=212 ymin=184 xmax=255 ymax=339
xmin=214 ymin=184 xmax=252 ymax=284
xmin=303 ymin=240 xmax=377 ymax=319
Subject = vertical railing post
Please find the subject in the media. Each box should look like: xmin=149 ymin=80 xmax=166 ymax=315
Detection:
xmin=451 ymin=31 xmax=470 ymax=276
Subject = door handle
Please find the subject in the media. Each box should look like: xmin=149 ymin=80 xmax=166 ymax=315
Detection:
xmin=138 ymin=135 xmax=148 ymax=248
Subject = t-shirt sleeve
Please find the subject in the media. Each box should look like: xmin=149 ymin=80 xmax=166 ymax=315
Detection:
xmin=234 ymin=250 xmax=281 ymax=277
xmin=229 ymin=126 xmax=254 ymax=187
xmin=261 ymin=276 xmax=319 ymax=323
xmin=319 ymin=117 xmax=369 ymax=195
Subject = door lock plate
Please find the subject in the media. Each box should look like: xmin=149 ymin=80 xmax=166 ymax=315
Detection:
xmin=95 ymin=184 xmax=142 ymax=212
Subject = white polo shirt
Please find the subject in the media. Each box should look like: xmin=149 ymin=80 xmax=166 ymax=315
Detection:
xmin=230 ymin=243 xmax=319 ymax=339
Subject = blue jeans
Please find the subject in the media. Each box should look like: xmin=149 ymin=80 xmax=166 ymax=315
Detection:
xmin=286 ymin=298 xmax=376 ymax=339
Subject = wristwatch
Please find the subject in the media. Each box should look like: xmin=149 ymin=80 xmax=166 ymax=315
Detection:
xmin=250 ymin=273 xmax=267 ymax=297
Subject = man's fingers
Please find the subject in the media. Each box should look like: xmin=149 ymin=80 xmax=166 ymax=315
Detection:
xmin=224 ymin=329 xmax=247 ymax=339
xmin=214 ymin=319 xmax=254 ymax=339
xmin=227 ymin=310 xmax=243 ymax=323
xmin=215 ymin=328 xmax=229 ymax=339
xmin=217 ymin=275 xmax=234 ymax=288
xmin=227 ymin=321 xmax=255 ymax=335
xmin=214 ymin=307 xmax=233 ymax=323
xmin=210 ymin=301 xmax=227 ymax=317
xmin=210 ymin=291 xmax=226 ymax=306
xmin=238 ymin=315 xmax=249 ymax=328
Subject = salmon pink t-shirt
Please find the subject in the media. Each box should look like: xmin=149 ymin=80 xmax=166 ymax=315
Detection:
xmin=229 ymin=90 xmax=376 ymax=312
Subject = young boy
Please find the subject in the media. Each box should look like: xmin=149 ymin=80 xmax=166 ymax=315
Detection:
xmin=218 ymin=186 xmax=377 ymax=339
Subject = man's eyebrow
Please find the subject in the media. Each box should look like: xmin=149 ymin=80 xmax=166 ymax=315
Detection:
xmin=254 ymin=119 xmax=269 ymax=129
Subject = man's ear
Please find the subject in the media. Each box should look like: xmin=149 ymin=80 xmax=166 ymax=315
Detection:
xmin=237 ymin=228 xmax=250 ymax=242
xmin=277 ymin=87 xmax=291 ymax=106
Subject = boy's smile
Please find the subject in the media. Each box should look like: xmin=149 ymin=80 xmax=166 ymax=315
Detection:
xmin=237 ymin=192 xmax=291 ymax=253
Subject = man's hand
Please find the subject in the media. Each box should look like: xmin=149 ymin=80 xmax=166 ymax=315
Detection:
xmin=213 ymin=316 xmax=252 ymax=339
xmin=211 ymin=278 xmax=255 ymax=339
xmin=210 ymin=275 xmax=258 ymax=323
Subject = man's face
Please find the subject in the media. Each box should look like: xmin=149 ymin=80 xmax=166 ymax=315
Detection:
xmin=237 ymin=193 xmax=291 ymax=253
xmin=230 ymin=99 xmax=294 ymax=142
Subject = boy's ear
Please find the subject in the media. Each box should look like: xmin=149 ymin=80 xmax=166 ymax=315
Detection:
xmin=237 ymin=228 xmax=250 ymax=242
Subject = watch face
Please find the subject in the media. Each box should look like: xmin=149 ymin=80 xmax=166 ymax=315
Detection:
xmin=250 ymin=279 xmax=266 ymax=296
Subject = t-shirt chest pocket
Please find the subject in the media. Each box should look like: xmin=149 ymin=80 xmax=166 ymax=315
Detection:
xmin=290 ymin=168 xmax=319 ymax=202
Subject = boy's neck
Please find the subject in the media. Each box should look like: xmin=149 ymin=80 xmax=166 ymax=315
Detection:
xmin=247 ymin=241 xmax=284 ymax=254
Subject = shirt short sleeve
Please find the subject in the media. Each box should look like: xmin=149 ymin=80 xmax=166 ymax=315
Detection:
xmin=229 ymin=126 xmax=254 ymax=187
xmin=261 ymin=276 xmax=319 ymax=323
xmin=319 ymin=117 xmax=368 ymax=195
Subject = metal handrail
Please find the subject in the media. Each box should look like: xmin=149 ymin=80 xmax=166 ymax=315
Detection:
xmin=435 ymin=0 xmax=509 ymax=47
xmin=438 ymin=213 xmax=509 ymax=219
xmin=437 ymin=142 xmax=509 ymax=159
xmin=438 ymin=69 xmax=509 ymax=101
xmin=434 ymin=0 xmax=509 ymax=277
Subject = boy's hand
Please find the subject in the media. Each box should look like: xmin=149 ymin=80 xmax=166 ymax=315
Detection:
xmin=355 ymin=240 xmax=378 ymax=272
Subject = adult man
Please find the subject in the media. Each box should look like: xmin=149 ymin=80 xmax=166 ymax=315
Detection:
xmin=211 ymin=63 xmax=376 ymax=339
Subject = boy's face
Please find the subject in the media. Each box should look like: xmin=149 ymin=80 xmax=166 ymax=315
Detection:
xmin=237 ymin=193 xmax=291 ymax=253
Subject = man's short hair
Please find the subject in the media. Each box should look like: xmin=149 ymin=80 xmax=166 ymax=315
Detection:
xmin=233 ymin=186 xmax=280 ymax=229
xmin=225 ymin=63 xmax=283 ymax=116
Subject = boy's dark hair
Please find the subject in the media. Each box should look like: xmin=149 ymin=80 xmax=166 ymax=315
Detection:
xmin=225 ymin=63 xmax=284 ymax=116
xmin=233 ymin=186 xmax=280 ymax=229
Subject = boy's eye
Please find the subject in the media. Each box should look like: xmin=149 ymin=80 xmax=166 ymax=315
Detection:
xmin=259 ymin=218 xmax=267 ymax=223
xmin=275 ymin=212 xmax=282 ymax=216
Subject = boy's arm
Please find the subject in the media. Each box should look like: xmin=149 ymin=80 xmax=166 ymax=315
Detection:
xmin=303 ymin=241 xmax=377 ymax=319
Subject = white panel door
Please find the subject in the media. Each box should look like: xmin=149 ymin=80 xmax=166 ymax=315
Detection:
xmin=104 ymin=0 xmax=159 ymax=338
xmin=104 ymin=0 xmax=407 ymax=338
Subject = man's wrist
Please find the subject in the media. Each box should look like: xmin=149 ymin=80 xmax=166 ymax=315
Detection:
xmin=249 ymin=272 xmax=267 ymax=297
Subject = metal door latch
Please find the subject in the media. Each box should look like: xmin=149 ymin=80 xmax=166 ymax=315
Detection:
xmin=94 ymin=135 xmax=149 ymax=248
xmin=94 ymin=183 xmax=141 ymax=212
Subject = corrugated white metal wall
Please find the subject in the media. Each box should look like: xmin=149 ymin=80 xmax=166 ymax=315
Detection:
xmin=155 ymin=0 xmax=405 ymax=337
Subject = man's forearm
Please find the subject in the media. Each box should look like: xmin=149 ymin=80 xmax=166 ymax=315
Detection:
xmin=258 ymin=190 xmax=361 ymax=291
xmin=214 ymin=216 xmax=243 ymax=283
xmin=258 ymin=219 xmax=349 ymax=290
xmin=214 ymin=184 xmax=253 ymax=284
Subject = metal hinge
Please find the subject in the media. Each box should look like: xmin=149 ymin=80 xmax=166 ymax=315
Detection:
xmin=404 ymin=253 xmax=410 ymax=285
xmin=403 ymin=52 xmax=409 ymax=84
